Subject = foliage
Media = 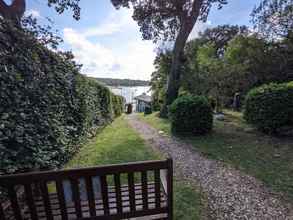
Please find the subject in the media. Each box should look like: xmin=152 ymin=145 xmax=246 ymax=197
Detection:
xmin=111 ymin=94 xmax=125 ymax=117
xmin=251 ymin=0 xmax=293 ymax=39
xmin=21 ymin=15 xmax=63 ymax=49
xmin=169 ymin=95 xmax=213 ymax=135
xmin=47 ymin=0 xmax=81 ymax=20
xmin=0 ymin=20 xmax=123 ymax=174
xmin=244 ymin=82 xmax=293 ymax=134
xmin=150 ymin=51 xmax=171 ymax=110
xmin=151 ymin=24 xmax=293 ymax=111
xmin=151 ymin=25 xmax=252 ymax=111
xmin=208 ymin=96 xmax=217 ymax=110
xmin=199 ymin=24 xmax=249 ymax=56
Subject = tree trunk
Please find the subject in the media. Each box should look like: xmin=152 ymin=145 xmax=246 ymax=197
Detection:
xmin=159 ymin=0 xmax=203 ymax=118
xmin=160 ymin=23 xmax=197 ymax=118
xmin=0 ymin=0 xmax=26 ymax=26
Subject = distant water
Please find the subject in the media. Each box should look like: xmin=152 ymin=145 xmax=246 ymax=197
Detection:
xmin=109 ymin=86 xmax=151 ymax=104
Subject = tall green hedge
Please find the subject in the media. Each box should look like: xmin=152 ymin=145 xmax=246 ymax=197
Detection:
xmin=111 ymin=94 xmax=125 ymax=117
xmin=0 ymin=22 xmax=124 ymax=174
xmin=244 ymin=82 xmax=293 ymax=134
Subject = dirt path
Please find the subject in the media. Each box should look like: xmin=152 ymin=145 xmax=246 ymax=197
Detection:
xmin=126 ymin=114 xmax=293 ymax=220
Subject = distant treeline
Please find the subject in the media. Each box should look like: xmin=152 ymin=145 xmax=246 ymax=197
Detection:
xmin=94 ymin=77 xmax=150 ymax=87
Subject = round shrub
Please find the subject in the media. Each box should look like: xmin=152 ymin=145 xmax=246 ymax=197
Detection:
xmin=244 ymin=82 xmax=293 ymax=134
xmin=169 ymin=95 xmax=213 ymax=135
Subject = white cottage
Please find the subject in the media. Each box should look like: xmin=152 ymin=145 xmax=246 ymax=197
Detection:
xmin=134 ymin=93 xmax=152 ymax=112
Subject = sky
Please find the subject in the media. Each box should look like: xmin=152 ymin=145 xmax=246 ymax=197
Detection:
xmin=21 ymin=0 xmax=262 ymax=80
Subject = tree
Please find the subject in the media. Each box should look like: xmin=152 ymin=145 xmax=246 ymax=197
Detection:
xmin=251 ymin=0 xmax=293 ymax=39
xmin=199 ymin=24 xmax=249 ymax=56
xmin=111 ymin=0 xmax=227 ymax=117
xmin=181 ymin=25 xmax=249 ymax=104
xmin=0 ymin=0 xmax=80 ymax=26
xmin=150 ymin=50 xmax=172 ymax=110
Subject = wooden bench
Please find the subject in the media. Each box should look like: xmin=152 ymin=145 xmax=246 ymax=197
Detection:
xmin=0 ymin=159 xmax=173 ymax=220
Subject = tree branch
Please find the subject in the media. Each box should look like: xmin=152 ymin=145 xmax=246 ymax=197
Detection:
xmin=0 ymin=0 xmax=25 ymax=25
xmin=0 ymin=0 xmax=8 ymax=17
xmin=11 ymin=0 xmax=26 ymax=20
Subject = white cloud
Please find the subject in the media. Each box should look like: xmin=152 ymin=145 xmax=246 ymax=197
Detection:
xmin=64 ymin=27 xmax=117 ymax=73
xmin=25 ymin=9 xmax=41 ymax=18
xmin=63 ymin=9 xmax=156 ymax=80
xmin=83 ymin=10 xmax=135 ymax=37
xmin=62 ymin=9 xmax=210 ymax=80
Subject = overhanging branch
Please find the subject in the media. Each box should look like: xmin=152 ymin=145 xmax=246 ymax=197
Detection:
xmin=0 ymin=0 xmax=26 ymax=25
xmin=0 ymin=0 xmax=8 ymax=17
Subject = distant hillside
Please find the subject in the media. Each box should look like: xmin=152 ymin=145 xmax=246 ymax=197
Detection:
xmin=94 ymin=78 xmax=150 ymax=87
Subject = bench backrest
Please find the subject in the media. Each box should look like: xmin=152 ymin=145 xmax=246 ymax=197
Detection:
xmin=0 ymin=159 xmax=173 ymax=220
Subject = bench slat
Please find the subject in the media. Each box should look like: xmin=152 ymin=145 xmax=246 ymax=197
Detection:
xmin=0 ymin=202 xmax=5 ymax=220
xmin=154 ymin=170 xmax=161 ymax=209
xmin=141 ymin=171 xmax=148 ymax=210
xmin=85 ymin=176 xmax=96 ymax=217
xmin=8 ymin=186 xmax=22 ymax=220
xmin=39 ymin=181 xmax=54 ymax=220
xmin=167 ymin=158 xmax=173 ymax=220
xmin=24 ymin=184 xmax=38 ymax=220
xmin=71 ymin=178 xmax=82 ymax=218
xmin=114 ymin=174 xmax=123 ymax=214
xmin=100 ymin=175 xmax=109 ymax=215
xmin=128 ymin=172 xmax=136 ymax=213
xmin=0 ymin=160 xmax=168 ymax=185
xmin=56 ymin=180 xmax=68 ymax=220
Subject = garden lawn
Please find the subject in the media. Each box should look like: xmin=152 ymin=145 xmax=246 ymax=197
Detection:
xmin=67 ymin=116 xmax=204 ymax=220
xmin=138 ymin=112 xmax=293 ymax=201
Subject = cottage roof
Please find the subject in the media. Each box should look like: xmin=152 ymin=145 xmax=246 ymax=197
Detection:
xmin=134 ymin=93 xmax=152 ymax=103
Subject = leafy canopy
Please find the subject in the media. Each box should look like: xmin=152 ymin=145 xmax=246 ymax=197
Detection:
xmin=199 ymin=24 xmax=249 ymax=56
xmin=111 ymin=0 xmax=227 ymax=43
xmin=47 ymin=0 xmax=81 ymax=20
xmin=251 ymin=0 xmax=293 ymax=38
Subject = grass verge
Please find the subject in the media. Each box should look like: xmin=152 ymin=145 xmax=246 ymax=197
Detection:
xmin=138 ymin=112 xmax=293 ymax=201
xmin=67 ymin=116 xmax=205 ymax=219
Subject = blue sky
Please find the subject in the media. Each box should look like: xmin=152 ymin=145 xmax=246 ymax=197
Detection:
xmin=23 ymin=0 xmax=262 ymax=80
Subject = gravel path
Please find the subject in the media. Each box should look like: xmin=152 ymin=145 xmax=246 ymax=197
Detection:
xmin=126 ymin=114 xmax=293 ymax=220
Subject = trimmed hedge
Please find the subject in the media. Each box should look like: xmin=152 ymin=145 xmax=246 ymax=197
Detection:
xmin=169 ymin=95 xmax=213 ymax=135
xmin=0 ymin=22 xmax=123 ymax=174
xmin=244 ymin=82 xmax=293 ymax=134
xmin=111 ymin=94 xmax=125 ymax=117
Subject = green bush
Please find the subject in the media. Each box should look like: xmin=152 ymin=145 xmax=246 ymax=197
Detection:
xmin=244 ymin=82 xmax=293 ymax=134
xmin=0 ymin=21 xmax=123 ymax=174
xmin=169 ymin=95 xmax=213 ymax=135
